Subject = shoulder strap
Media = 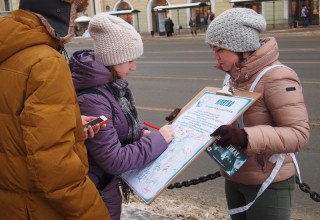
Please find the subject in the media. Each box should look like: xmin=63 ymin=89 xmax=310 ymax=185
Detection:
xmin=249 ymin=64 xmax=285 ymax=92
xmin=222 ymin=64 xmax=286 ymax=92
xmin=77 ymin=88 xmax=115 ymax=124
xmin=223 ymin=65 xmax=286 ymax=127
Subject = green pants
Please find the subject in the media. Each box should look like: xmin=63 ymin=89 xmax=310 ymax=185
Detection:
xmin=225 ymin=176 xmax=295 ymax=220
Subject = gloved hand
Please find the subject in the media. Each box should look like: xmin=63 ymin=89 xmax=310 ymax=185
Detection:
xmin=165 ymin=108 xmax=181 ymax=122
xmin=210 ymin=125 xmax=248 ymax=148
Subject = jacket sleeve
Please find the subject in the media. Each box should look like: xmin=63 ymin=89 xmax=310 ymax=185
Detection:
xmin=244 ymin=67 xmax=310 ymax=155
xmin=20 ymin=55 xmax=109 ymax=219
xmin=78 ymin=94 xmax=168 ymax=175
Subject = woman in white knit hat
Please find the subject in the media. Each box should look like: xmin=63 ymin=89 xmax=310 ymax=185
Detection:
xmin=205 ymin=8 xmax=310 ymax=220
xmin=69 ymin=14 xmax=175 ymax=219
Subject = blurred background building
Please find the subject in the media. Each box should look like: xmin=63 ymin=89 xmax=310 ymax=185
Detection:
xmin=1 ymin=0 xmax=319 ymax=35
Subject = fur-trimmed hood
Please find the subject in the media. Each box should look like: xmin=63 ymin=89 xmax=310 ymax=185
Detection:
xmin=19 ymin=0 xmax=89 ymax=45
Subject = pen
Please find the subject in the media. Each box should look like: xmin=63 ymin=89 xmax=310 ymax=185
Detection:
xmin=143 ymin=121 xmax=160 ymax=130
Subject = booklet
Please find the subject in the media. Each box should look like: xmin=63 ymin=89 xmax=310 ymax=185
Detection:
xmin=206 ymin=141 xmax=248 ymax=176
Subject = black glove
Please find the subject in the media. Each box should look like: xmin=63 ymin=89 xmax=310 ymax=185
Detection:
xmin=165 ymin=108 xmax=181 ymax=122
xmin=210 ymin=125 xmax=248 ymax=148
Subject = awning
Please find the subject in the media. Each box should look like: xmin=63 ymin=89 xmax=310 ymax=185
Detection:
xmin=153 ymin=2 xmax=208 ymax=11
xmin=102 ymin=9 xmax=141 ymax=32
xmin=75 ymin=15 xmax=91 ymax=22
xmin=230 ymin=0 xmax=276 ymax=3
xmin=105 ymin=9 xmax=141 ymax=15
xmin=230 ymin=0 xmax=254 ymax=2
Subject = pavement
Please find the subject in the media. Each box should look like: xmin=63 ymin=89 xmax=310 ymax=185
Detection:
xmin=138 ymin=25 xmax=320 ymax=41
xmin=72 ymin=25 xmax=320 ymax=45
xmin=121 ymin=204 xmax=171 ymax=220
xmin=74 ymin=25 xmax=320 ymax=219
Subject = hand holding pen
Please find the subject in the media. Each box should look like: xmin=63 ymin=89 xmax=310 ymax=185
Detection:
xmin=143 ymin=121 xmax=160 ymax=130
xmin=144 ymin=121 xmax=175 ymax=144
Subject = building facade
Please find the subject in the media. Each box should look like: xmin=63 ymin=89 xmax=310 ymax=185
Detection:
xmin=1 ymin=0 xmax=319 ymax=33
xmin=89 ymin=0 xmax=320 ymax=32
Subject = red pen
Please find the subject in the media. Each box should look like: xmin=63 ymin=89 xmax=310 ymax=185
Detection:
xmin=143 ymin=121 xmax=160 ymax=130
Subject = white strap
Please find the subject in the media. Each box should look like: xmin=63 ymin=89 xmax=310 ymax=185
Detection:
xmin=290 ymin=153 xmax=302 ymax=183
xmin=222 ymin=65 xmax=285 ymax=92
xmin=249 ymin=65 xmax=284 ymax=92
xmin=228 ymin=154 xmax=286 ymax=215
xmin=228 ymin=153 xmax=301 ymax=215
xmin=222 ymin=74 xmax=230 ymax=87
xmin=249 ymin=64 xmax=302 ymax=182
xmin=224 ymin=65 xmax=284 ymax=128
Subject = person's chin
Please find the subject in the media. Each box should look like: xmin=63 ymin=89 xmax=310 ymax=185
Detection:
xmin=120 ymin=73 xmax=129 ymax=79
xmin=220 ymin=65 xmax=231 ymax=72
xmin=216 ymin=63 xmax=228 ymax=72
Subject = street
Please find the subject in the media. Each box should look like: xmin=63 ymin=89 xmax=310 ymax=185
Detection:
xmin=66 ymin=34 xmax=320 ymax=219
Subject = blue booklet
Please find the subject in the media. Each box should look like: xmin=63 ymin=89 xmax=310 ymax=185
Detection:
xmin=206 ymin=141 xmax=248 ymax=176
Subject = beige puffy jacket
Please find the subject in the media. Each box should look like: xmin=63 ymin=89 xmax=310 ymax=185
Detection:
xmin=222 ymin=37 xmax=310 ymax=185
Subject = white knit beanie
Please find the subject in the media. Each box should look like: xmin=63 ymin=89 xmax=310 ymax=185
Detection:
xmin=205 ymin=8 xmax=266 ymax=52
xmin=89 ymin=14 xmax=143 ymax=66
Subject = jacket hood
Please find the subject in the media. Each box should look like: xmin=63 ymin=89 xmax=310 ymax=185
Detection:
xmin=70 ymin=50 xmax=111 ymax=91
xmin=19 ymin=0 xmax=89 ymax=45
xmin=0 ymin=10 xmax=57 ymax=63
xmin=229 ymin=37 xmax=279 ymax=84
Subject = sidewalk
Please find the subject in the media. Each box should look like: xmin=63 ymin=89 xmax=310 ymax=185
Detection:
xmin=121 ymin=204 xmax=171 ymax=220
xmin=139 ymin=25 xmax=320 ymax=41
xmin=71 ymin=25 xmax=320 ymax=45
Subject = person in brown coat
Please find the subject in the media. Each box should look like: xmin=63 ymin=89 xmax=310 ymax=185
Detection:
xmin=205 ymin=8 xmax=310 ymax=220
xmin=0 ymin=0 xmax=110 ymax=219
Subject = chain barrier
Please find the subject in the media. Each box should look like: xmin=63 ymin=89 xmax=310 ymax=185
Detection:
xmin=167 ymin=171 xmax=221 ymax=189
xmin=167 ymin=172 xmax=319 ymax=203
xmin=295 ymin=175 xmax=320 ymax=202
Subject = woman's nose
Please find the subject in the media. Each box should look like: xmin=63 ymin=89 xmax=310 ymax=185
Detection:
xmin=130 ymin=61 xmax=137 ymax=71
xmin=214 ymin=52 xmax=220 ymax=60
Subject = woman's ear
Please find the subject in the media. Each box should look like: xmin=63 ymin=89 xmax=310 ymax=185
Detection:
xmin=242 ymin=52 xmax=252 ymax=59
xmin=110 ymin=67 xmax=120 ymax=80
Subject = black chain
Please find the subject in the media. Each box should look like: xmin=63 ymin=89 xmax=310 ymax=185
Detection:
xmin=167 ymin=172 xmax=320 ymax=203
xmin=295 ymin=175 xmax=320 ymax=202
xmin=167 ymin=171 xmax=221 ymax=189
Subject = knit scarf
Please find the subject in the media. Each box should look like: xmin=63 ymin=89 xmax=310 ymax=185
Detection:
xmin=105 ymin=79 xmax=141 ymax=144
xmin=104 ymin=79 xmax=141 ymax=202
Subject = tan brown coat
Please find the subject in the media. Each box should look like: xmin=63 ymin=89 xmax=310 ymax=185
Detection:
xmin=223 ymin=37 xmax=310 ymax=185
xmin=0 ymin=10 xmax=110 ymax=220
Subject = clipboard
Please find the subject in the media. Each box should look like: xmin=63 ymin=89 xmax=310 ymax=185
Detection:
xmin=120 ymin=87 xmax=261 ymax=204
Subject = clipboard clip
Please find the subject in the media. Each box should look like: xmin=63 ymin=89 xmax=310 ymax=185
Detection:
xmin=216 ymin=85 xmax=234 ymax=97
